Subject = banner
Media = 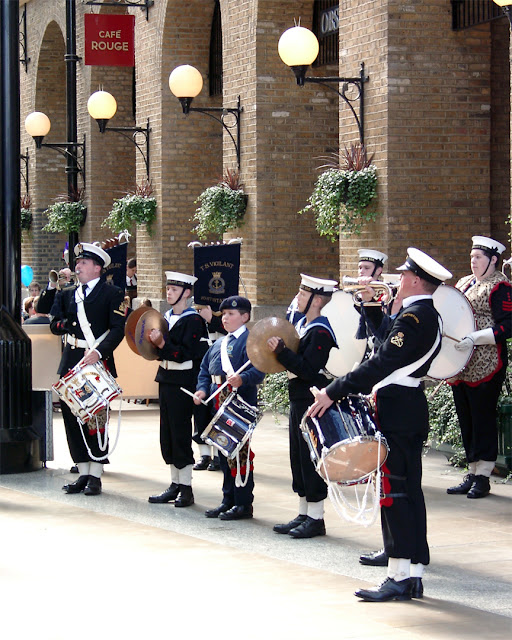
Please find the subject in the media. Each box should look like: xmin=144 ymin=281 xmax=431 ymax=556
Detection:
xmin=102 ymin=242 xmax=128 ymax=291
xmin=193 ymin=243 xmax=241 ymax=311
xmin=84 ymin=14 xmax=135 ymax=67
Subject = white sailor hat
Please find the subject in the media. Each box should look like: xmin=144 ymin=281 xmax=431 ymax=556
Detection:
xmin=165 ymin=271 xmax=197 ymax=288
xmin=357 ymin=249 xmax=388 ymax=266
xmin=74 ymin=242 xmax=111 ymax=268
xmin=471 ymin=236 xmax=506 ymax=256
xmin=396 ymin=248 xmax=452 ymax=285
xmin=299 ymin=273 xmax=338 ymax=296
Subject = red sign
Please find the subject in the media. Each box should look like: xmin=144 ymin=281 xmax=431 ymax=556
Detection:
xmin=84 ymin=14 xmax=135 ymax=67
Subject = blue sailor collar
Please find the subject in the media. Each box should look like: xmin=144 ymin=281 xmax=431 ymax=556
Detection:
xmin=164 ymin=306 xmax=198 ymax=323
xmin=296 ymin=315 xmax=337 ymax=346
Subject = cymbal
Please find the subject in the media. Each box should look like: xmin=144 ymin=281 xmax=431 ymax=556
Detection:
xmin=246 ymin=317 xmax=299 ymax=374
xmin=134 ymin=309 xmax=169 ymax=361
xmin=125 ymin=306 xmax=152 ymax=354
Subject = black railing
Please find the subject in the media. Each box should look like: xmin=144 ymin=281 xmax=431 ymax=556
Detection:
xmin=452 ymin=0 xmax=503 ymax=31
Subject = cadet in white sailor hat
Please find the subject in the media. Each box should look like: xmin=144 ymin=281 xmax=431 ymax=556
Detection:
xmin=309 ymin=248 xmax=451 ymax=602
xmin=148 ymin=269 xmax=209 ymax=508
xmin=74 ymin=242 xmax=111 ymax=268
xmin=448 ymin=235 xmax=511 ymax=500
xmin=268 ymin=273 xmax=337 ymax=539
xmin=357 ymin=248 xmax=388 ymax=279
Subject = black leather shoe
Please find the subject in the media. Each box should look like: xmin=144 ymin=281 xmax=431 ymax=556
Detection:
xmin=447 ymin=473 xmax=475 ymax=495
xmin=355 ymin=577 xmax=412 ymax=602
xmin=410 ymin=577 xmax=423 ymax=599
xmin=84 ymin=476 xmax=102 ymax=496
xmin=288 ymin=516 xmax=326 ymax=538
xmin=467 ymin=475 xmax=490 ymax=499
xmin=219 ymin=505 xmax=253 ymax=520
xmin=273 ymin=514 xmax=308 ymax=534
xmin=62 ymin=475 xmax=89 ymax=494
xmin=70 ymin=465 xmax=79 ymax=474
xmin=193 ymin=455 xmax=212 ymax=471
xmin=205 ymin=503 xmax=232 ymax=518
xmin=207 ymin=457 xmax=221 ymax=471
xmin=359 ymin=548 xmax=388 ymax=566
xmin=175 ymin=485 xmax=194 ymax=508
xmin=148 ymin=483 xmax=180 ymax=504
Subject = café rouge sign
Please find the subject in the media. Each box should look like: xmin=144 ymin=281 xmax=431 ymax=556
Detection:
xmin=84 ymin=14 xmax=135 ymax=67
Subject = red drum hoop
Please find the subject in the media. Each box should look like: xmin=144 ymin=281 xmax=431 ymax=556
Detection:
xmin=321 ymin=291 xmax=367 ymax=377
xmin=428 ymin=284 xmax=476 ymax=380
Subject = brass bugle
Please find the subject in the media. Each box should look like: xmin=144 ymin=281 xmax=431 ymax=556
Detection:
xmin=342 ymin=276 xmax=394 ymax=306
xmin=49 ymin=268 xmax=77 ymax=289
xmin=49 ymin=269 xmax=59 ymax=286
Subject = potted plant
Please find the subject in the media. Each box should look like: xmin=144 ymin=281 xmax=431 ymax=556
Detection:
xmin=102 ymin=179 xmax=157 ymax=235
xmin=191 ymin=168 xmax=248 ymax=240
xmin=42 ymin=186 xmax=87 ymax=234
xmin=21 ymin=194 xmax=32 ymax=240
xmin=300 ymin=143 xmax=379 ymax=241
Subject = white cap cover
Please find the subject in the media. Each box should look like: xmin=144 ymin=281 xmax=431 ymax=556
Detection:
xmin=396 ymin=248 xmax=452 ymax=285
xmin=165 ymin=271 xmax=197 ymax=288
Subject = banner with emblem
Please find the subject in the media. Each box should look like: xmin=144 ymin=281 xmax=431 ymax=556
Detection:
xmin=193 ymin=243 xmax=241 ymax=311
xmin=101 ymin=242 xmax=128 ymax=291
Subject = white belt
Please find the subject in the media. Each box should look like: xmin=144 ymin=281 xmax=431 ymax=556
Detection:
xmin=383 ymin=376 xmax=421 ymax=388
xmin=66 ymin=335 xmax=88 ymax=349
xmin=212 ymin=375 xmax=226 ymax=384
xmin=66 ymin=330 xmax=109 ymax=350
xmin=160 ymin=360 xmax=193 ymax=371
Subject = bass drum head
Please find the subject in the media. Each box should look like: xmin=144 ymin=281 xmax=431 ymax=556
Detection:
xmin=319 ymin=437 xmax=389 ymax=485
xmin=429 ymin=284 xmax=476 ymax=380
xmin=321 ymin=291 xmax=367 ymax=377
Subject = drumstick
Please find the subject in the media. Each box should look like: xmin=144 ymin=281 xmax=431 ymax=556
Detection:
xmin=205 ymin=360 xmax=252 ymax=403
xmin=442 ymin=333 xmax=461 ymax=343
xmin=180 ymin=387 xmax=208 ymax=405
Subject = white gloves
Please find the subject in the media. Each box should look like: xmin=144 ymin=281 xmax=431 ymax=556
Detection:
xmin=455 ymin=328 xmax=496 ymax=351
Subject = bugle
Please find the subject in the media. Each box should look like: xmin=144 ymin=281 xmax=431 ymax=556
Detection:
xmin=49 ymin=268 xmax=77 ymax=289
xmin=342 ymin=276 xmax=394 ymax=306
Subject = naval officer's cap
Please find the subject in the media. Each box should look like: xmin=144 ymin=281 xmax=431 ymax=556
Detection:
xmin=357 ymin=249 xmax=388 ymax=267
xmin=74 ymin=242 xmax=111 ymax=268
xmin=396 ymin=248 xmax=452 ymax=286
xmin=220 ymin=295 xmax=252 ymax=313
xmin=299 ymin=274 xmax=338 ymax=296
xmin=165 ymin=271 xmax=197 ymax=288
xmin=471 ymin=236 xmax=506 ymax=257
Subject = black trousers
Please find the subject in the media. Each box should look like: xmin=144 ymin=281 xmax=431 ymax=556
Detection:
xmin=192 ymin=401 xmax=212 ymax=446
xmin=289 ymin=398 xmax=328 ymax=503
xmin=219 ymin=452 xmax=254 ymax=507
xmin=158 ymin=383 xmax=195 ymax=469
xmin=376 ymin=386 xmax=429 ymax=565
xmin=60 ymin=401 xmax=109 ymax=464
xmin=451 ymin=368 xmax=505 ymax=463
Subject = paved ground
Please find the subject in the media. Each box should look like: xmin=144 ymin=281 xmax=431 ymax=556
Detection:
xmin=0 ymin=400 xmax=511 ymax=639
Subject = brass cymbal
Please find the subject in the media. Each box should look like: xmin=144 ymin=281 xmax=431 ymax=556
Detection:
xmin=246 ymin=317 xmax=299 ymax=374
xmin=125 ymin=306 xmax=152 ymax=354
xmin=134 ymin=309 xmax=169 ymax=361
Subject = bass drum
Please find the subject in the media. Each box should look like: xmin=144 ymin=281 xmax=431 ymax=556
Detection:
xmin=429 ymin=284 xmax=476 ymax=380
xmin=321 ymin=290 xmax=367 ymax=377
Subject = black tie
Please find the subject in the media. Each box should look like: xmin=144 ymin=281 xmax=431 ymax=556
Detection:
xmin=82 ymin=284 xmax=88 ymax=298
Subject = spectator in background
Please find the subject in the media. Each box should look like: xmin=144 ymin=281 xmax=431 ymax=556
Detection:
xmin=23 ymin=296 xmax=50 ymax=325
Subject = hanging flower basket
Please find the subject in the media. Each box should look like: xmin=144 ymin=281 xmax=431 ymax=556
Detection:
xmin=300 ymin=143 xmax=379 ymax=241
xmin=191 ymin=168 xmax=248 ymax=240
xmin=102 ymin=180 xmax=157 ymax=235
xmin=42 ymin=200 xmax=87 ymax=234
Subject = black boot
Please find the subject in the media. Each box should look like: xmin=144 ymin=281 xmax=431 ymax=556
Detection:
xmin=288 ymin=516 xmax=326 ymax=538
xmin=273 ymin=514 xmax=307 ymax=534
xmin=193 ymin=455 xmax=212 ymax=471
xmin=359 ymin=548 xmax=388 ymax=566
xmin=355 ymin=577 xmax=412 ymax=602
xmin=467 ymin=475 xmax=490 ymax=499
xmin=84 ymin=476 xmax=102 ymax=496
xmin=148 ymin=483 xmax=180 ymax=503
xmin=447 ymin=473 xmax=475 ymax=495
xmin=62 ymin=475 xmax=89 ymax=494
xmin=175 ymin=484 xmax=194 ymax=508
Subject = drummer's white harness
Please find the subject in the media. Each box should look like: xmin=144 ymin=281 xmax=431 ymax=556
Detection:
xmin=75 ymin=286 xmax=122 ymax=461
xmin=325 ymin=312 xmax=443 ymax=527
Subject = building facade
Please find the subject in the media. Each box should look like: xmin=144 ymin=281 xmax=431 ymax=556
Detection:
xmin=19 ymin=0 xmax=511 ymax=315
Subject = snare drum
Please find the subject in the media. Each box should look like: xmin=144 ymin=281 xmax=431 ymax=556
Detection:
xmin=201 ymin=392 xmax=262 ymax=458
xmin=53 ymin=361 xmax=122 ymax=424
xmin=300 ymin=395 xmax=388 ymax=484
